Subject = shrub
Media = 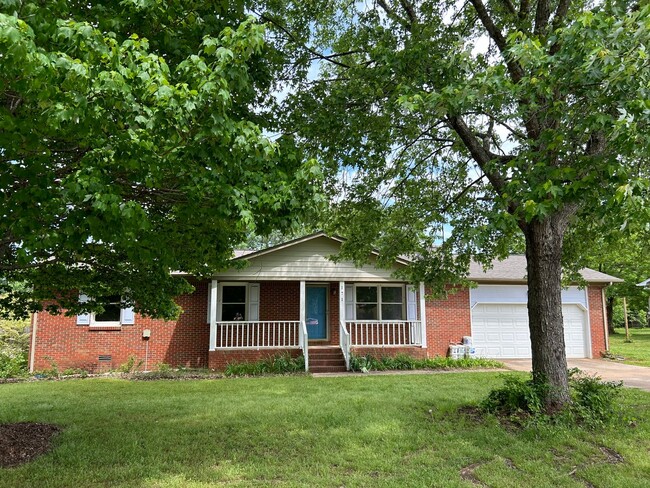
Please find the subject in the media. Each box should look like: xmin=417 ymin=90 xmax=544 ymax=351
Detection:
xmin=224 ymin=353 xmax=306 ymax=377
xmin=348 ymin=353 xmax=502 ymax=372
xmin=481 ymin=375 xmax=549 ymax=416
xmin=568 ymin=368 xmax=623 ymax=427
xmin=0 ymin=352 xmax=28 ymax=379
xmin=118 ymin=355 xmax=143 ymax=374
xmin=480 ymin=369 xmax=624 ymax=427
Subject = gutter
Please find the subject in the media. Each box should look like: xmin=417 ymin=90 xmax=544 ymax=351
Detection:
xmin=29 ymin=312 xmax=37 ymax=373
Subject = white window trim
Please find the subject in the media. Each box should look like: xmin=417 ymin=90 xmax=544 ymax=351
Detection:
xmin=218 ymin=282 xmax=249 ymax=322
xmin=354 ymin=284 xmax=406 ymax=321
xmin=78 ymin=294 xmax=134 ymax=327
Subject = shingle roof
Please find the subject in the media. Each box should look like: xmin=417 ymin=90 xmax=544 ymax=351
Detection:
xmin=468 ymin=255 xmax=624 ymax=283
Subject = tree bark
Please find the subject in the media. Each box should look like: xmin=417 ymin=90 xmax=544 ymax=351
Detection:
xmin=524 ymin=217 xmax=571 ymax=411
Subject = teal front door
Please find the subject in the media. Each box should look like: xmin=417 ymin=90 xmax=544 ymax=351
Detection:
xmin=306 ymin=286 xmax=328 ymax=340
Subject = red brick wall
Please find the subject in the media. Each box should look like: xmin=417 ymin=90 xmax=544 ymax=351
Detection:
xmin=31 ymin=279 xmax=210 ymax=372
xmin=425 ymin=287 xmax=471 ymax=358
xmin=259 ymin=281 xmax=299 ymax=321
xmin=208 ymin=349 xmax=301 ymax=370
xmin=588 ymin=285 xmax=608 ymax=358
xmin=351 ymin=346 xmax=427 ymax=359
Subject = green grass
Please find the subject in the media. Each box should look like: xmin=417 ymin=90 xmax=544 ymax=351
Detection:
xmin=609 ymin=327 xmax=650 ymax=367
xmin=1 ymin=374 xmax=650 ymax=487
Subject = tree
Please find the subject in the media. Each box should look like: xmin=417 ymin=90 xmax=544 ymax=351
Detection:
xmin=0 ymin=1 xmax=321 ymax=318
xmin=265 ymin=1 xmax=650 ymax=409
xmin=578 ymin=228 xmax=650 ymax=332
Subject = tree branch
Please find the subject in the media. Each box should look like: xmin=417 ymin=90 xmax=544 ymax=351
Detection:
xmin=376 ymin=0 xmax=413 ymax=32
xmin=441 ymin=174 xmax=486 ymax=213
xmin=259 ymin=14 xmax=351 ymax=68
xmin=499 ymin=0 xmax=517 ymax=16
xmin=468 ymin=0 xmax=525 ymax=83
xmin=534 ymin=0 xmax=551 ymax=36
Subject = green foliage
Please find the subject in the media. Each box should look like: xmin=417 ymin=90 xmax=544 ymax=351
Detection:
xmin=481 ymin=370 xmax=623 ymax=427
xmin=118 ymin=355 xmax=143 ymax=374
xmin=34 ymin=357 xmax=60 ymax=378
xmin=0 ymin=1 xmax=321 ymax=319
xmin=0 ymin=318 xmax=29 ymax=356
xmin=224 ymin=353 xmax=306 ymax=376
xmin=156 ymin=362 xmax=172 ymax=373
xmin=0 ymin=351 xmax=28 ymax=378
xmin=481 ymin=375 xmax=550 ymax=417
xmin=267 ymin=0 xmax=650 ymax=408
xmin=349 ymin=353 xmax=502 ymax=372
xmin=568 ymin=369 xmax=623 ymax=428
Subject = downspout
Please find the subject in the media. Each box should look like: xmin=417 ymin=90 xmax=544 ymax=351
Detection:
xmin=601 ymin=286 xmax=609 ymax=351
xmin=29 ymin=312 xmax=38 ymax=373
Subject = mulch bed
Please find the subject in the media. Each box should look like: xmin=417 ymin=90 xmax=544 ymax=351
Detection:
xmin=0 ymin=422 xmax=61 ymax=468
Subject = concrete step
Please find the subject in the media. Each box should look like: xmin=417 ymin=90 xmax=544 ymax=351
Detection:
xmin=309 ymin=358 xmax=346 ymax=367
xmin=309 ymin=365 xmax=348 ymax=373
xmin=309 ymin=352 xmax=345 ymax=360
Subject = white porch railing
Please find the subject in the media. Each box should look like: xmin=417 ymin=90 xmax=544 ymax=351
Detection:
xmin=214 ymin=321 xmax=301 ymax=349
xmin=345 ymin=321 xmax=423 ymax=347
xmin=299 ymin=320 xmax=309 ymax=372
xmin=339 ymin=320 xmax=351 ymax=370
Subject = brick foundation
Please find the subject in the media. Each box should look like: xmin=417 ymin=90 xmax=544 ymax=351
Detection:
xmin=208 ymin=348 xmax=301 ymax=370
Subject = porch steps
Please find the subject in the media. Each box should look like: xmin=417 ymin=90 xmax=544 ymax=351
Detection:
xmin=308 ymin=346 xmax=347 ymax=373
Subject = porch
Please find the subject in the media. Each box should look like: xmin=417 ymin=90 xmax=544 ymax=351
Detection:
xmin=207 ymin=280 xmax=427 ymax=371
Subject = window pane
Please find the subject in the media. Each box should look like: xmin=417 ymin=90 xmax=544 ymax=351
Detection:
xmin=356 ymin=304 xmax=378 ymax=320
xmin=381 ymin=304 xmax=403 ymax=320
xmin=223 ymin=286 xmax=246 ymax=303
xmin=381 ymin=286 xmax=403 ymax=303
xmin=222 ymin=304 xmax=246 ymax=321
xmin=356 ymin=286 xmax=377 ymax=303
xmin=95 ymin=304 xmax=121 ymax=322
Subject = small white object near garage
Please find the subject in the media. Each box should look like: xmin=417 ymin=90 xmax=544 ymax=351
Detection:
xmin=470 ymin=285 xmax=591 ymax=359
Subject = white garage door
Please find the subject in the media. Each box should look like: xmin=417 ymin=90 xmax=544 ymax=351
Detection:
xmin=471 ymin=303 xmax=589 ymax=359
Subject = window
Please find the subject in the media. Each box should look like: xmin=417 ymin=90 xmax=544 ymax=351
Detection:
xmin=221 ymin=285 xmax=246 ymax=321
xmin=355 ymin=285 xmax=404 ymax=321
xmin=381 ymin=286 xmax=404 ymax=320
xmin=77 ymin=294 xmax=134 ymax=327
xmin=93 ymin=295 xmax=122 ymax=325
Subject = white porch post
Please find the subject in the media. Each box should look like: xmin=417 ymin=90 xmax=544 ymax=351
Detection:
xmin=419 ymin=282 xmax=427 ymax=348
xmin=299 ymin=280 xmax=306 ymax=346
xmin=209 ymin=279 xmax=218 ymax=351
xmin=339 ymin=281 xmax=345 ymax=325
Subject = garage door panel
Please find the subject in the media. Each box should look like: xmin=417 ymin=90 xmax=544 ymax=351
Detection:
xmin=471 ymin=302 xmax=588 ymax=359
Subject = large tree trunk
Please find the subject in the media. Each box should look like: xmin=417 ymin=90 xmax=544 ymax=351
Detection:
xmin=524 ymin=216 xmax=571 ymax=411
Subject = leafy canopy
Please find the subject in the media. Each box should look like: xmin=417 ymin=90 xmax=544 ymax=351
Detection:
xmin=0 ymin=1 xmax=322 ymax=318
xmin=268 ymin=0 xmax=650 ymax=291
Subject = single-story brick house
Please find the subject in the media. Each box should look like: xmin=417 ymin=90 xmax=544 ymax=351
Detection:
xmin=29 ymin=233 xmax=622 ymax=373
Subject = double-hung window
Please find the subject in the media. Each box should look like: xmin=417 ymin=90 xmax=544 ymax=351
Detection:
xmin=221 ymin=285 xmax=247 ymax=321
xmin=355 ymin=285 xmax=404 ymax=321
xmin=77 ymin=294 xmax=135 ymax=327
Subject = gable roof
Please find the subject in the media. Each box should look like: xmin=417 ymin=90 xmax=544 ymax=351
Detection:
xmin=224 ymin=234 xmax=622 ymax=284
xmin=233 ymin=231 xmax=411 ymax=266
xmin=468 ymin=255 xmax=623 ymax=284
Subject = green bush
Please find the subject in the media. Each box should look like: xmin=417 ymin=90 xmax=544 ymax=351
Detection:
xmin=349 ymin=353 xmax=502 ymax=372
xmin=568 ymin=368 xmax=623 ymax=427
xmin=118 ymin=355 xmax=143 ymax=374
xmin=481 ymin=375 xmax=549 ymax=416
xmin=0 ymin=352 xmax=28 ymax=378
xmin=480 ymin=369 xmax=623 ymax=427
xmin=225 ymin=353 xmax=306 ymax=377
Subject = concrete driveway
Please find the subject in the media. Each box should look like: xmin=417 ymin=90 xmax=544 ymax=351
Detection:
xmin=501 ymin=359 xmax=650 ymax=392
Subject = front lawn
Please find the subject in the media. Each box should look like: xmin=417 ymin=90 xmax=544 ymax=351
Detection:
xmin=2 ymin=374 xmax=650 ymax=487
xmin=609 ymin=327 xmax=650 ymax=367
